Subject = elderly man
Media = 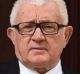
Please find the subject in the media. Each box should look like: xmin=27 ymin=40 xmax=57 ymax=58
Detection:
xmin=1 ymin=0 xmax=77 ymax=74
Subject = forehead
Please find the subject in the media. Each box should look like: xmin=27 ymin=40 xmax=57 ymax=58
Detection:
xmin=15 ymin=1 xmax=62 ymax=24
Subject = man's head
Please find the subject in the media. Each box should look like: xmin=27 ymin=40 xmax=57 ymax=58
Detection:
xmin=7 ymin=0 xmax=73 ymax=73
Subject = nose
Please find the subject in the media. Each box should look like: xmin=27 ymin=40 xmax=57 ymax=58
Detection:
xmin=31 ymin=28 xmax=46 ymax=42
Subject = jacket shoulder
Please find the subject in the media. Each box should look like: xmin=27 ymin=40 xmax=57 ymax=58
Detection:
xmin=0 ymin=59 xmax=20 ymax=74
xmin=61 ymin=62 xmax=80 ymax=74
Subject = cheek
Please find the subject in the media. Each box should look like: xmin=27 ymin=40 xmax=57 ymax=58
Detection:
xmin=46 ymin=32 xmax=66 ymax=58
xmin=14 ymin=35 xmax=31 ymax=61
xmin=15 ymin=34 xmax=31 ymax=49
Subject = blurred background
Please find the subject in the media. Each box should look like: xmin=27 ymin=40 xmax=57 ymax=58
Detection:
xmin=0 ymin=0 xmax=80 ymax=72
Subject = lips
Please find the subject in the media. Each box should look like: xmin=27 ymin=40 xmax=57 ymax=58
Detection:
xmin=29 ymin=47 xmax=47 ymax=55
xmin=30 ymin=47 xmax=47 ymax=50
xmin=29 ymin=46 xmax=47 ymax=52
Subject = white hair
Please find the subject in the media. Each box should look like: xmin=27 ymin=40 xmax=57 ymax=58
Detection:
xmin=27 ymin=0 xmax=48 ymax=5
xmin=10 ymin=0 xmax=68 ymax=26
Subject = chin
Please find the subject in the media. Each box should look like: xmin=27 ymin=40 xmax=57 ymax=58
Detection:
xmin=28 ymin=56 xmax=49 ymax=67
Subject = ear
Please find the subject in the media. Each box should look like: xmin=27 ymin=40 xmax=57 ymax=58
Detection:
xmin=7 ymin=27 xmax=16 ymax=45
xmin=64 ymin=26 xmax=73 ymax=43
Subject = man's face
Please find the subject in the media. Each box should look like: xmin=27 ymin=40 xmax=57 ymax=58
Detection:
xmin=7 ymin=1 xmax=72 ymax=70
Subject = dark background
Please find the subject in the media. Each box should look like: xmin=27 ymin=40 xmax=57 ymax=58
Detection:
xmin=0 ymin=0 xmax=80 ymax=72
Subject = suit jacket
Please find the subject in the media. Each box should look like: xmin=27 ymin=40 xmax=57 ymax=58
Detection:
xmin=0 ymin=59 xmax=79 ymax=74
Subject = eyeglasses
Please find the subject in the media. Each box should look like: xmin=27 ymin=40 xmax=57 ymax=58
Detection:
xmin=11 ymin=22 xmax=68 ymax=35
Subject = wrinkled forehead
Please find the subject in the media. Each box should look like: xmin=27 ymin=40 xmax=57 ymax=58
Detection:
xmin=15 ymin=0 xmax=62 ymax=24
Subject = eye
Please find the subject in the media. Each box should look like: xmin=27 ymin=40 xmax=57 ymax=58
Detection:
xmin=22 ymin=25 xmax=34 ymax=29
xmin=43 ymin=23 xmax=57 ymax=29
xmin=18 ymin=23 xmax=36 ymax=34
xmin=41 ymin=22 xmax=58 ymax=34
xmin=45 ymin=25 xmax=54 ymax=28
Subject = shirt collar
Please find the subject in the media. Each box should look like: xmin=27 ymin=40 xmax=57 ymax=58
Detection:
xmin=19 ymin=60 xmax=63 ymax=74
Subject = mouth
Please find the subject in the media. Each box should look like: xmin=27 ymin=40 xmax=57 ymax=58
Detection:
xmin=29 ymin=47 xmax=47 ymax=54
xmin=30 ymin=47 xmax=47 ymax=50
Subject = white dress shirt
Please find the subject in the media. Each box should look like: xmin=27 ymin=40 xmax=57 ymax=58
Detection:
xmin=19 ymin=60 xmax=63 ymax=74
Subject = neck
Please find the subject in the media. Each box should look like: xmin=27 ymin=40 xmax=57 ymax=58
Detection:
xmin=33 ymin=60 xmax=61 ymax=73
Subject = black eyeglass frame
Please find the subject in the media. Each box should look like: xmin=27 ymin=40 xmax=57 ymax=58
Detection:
xmin=11 ymin=22 xmax=68 ymax=35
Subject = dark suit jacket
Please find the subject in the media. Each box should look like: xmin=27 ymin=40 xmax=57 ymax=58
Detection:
xmin=0 ymin=59 xmax=79 ymax=74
